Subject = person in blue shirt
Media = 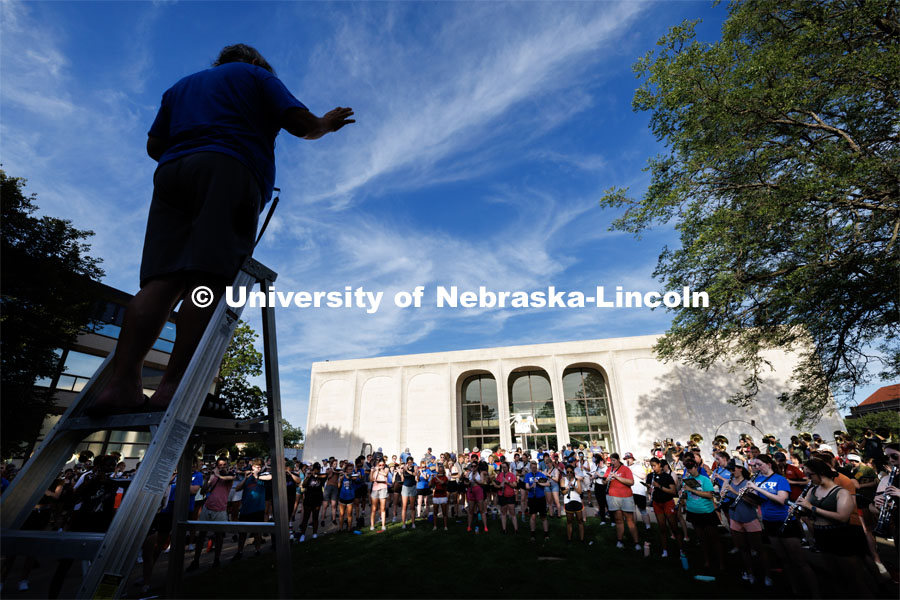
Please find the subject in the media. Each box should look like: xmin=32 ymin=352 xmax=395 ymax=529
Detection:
xmin=89 ymin=43 xmax=354 ymax=416
xmin=523 ymin=461 xmax=550 ymax=541
xmin=748 ymin=454 xmax=817 ymax=597
xmin=416 ymin=460 xmax=433 ymax=523
xmin=233 ymin=459 xmax=271 ymax=560
xmin=681 ymin=457 xmax=724 ymax=574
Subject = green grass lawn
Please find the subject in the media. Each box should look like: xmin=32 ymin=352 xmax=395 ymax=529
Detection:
xmin=180 ymin=514 xmax=798 ymax=598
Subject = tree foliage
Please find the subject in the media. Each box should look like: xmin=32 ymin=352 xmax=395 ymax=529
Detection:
xmin=1 ymin=171 xmax=104 ymax=459
xmin=600 ymin=1 xmax=900 ymax=427
xmin=216 ymin=320 xmax=266 ymax=419
xmin=845 ymin=410 xmax=900 ymax=442
xmin=281 ymin=418 xmax=304 ymax=447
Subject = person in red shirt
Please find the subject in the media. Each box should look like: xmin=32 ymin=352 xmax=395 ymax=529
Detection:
xmin=493 ymin=462 xmax=518 ymax=534
xmin=606 ymin=453 xmax=641 ymax=551
xmin=430 ymin=465 xmax=450 ymax=531
xmin=776 ymin=452 xmax=808 ymax=502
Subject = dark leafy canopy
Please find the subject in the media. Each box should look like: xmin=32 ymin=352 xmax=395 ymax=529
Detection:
xmin=216 ymin=320 xmax=266 ymax=419
xmin=281 ymin=419 xmax=304 ymax=447
xmin=600 ymin=0 xmax=900 ymax=427
xmin=1 ymin=171 xmax=104 ymax=459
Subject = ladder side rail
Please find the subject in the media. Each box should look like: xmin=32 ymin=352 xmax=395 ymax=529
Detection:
xmin=260 ymin=283 xmax=293 ymax=599
xmin=0 ymin=354 xmax=115 ymax=529
xmin=76 ymin=267 xmax=256 ymax=599
xmin=166 ymin=443 xmax=198 ymax=599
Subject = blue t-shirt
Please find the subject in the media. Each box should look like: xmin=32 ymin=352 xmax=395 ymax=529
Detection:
xmin=754 ymin=473 xmax=790 ymax=521
xmin=148 ymin=62 xmax=307 ymax=204
xmin=684 ymin=475 xmax=715 ymax=514
xmin=524 ymin=472 xmax=547 ymax=499
xmin=164 ymin=471 xmax=205 ymax=513
xmin=339 ymin=475 xmax=355 ymax=501
xmin=240 ymin=475 xmax=267 ymax=515
xmin=416 ymin=468 xmax=432 ymax=490
xmin=713 ymin=466 xmax=731 ymax=488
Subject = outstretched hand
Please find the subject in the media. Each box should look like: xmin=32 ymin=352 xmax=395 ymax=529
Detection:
xmin=322 ymin=106 xmax=355 ymax=132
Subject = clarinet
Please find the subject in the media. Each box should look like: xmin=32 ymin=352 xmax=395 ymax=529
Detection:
xmin=780 ymin=481 xmax=814 ymax=532
xmin=873 ymin=466 xmax=899 ymax=538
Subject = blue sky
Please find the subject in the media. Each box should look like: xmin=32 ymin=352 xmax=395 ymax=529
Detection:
xmin=1 ymin=1 xmax=881 ymax=429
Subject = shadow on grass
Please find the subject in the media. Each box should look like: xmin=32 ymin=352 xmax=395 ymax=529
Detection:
xmin=180 ymin=516 xmax=795 ymax=599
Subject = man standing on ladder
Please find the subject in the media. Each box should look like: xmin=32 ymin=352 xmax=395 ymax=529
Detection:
xmin=88 ymin=44 xmax=354 ymax=415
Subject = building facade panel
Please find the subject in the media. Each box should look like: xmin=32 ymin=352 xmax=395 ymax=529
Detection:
xmin=302 ymin=335 xmax=846 ymax=462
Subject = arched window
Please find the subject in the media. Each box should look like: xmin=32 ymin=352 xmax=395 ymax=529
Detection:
xmin=563 ymin=367 xmax=615 ymax=452
xmin=508 ymin=370 xmax=557 ymax=451
xmin=461 ymin=375 xmax=499 ymax=451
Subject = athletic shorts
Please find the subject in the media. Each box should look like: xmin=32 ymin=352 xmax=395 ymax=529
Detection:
xmin=730 ymin=518 xmax=762 ymax=533
xmin=686 ymin=511 xmax=719 ymax=528
xmin=565 ymin=501 xmax=584 ymax=514
xmin=528 ymin=497 xmax=547 ymax=517
xmin=339 ymin=497 xmax=354 ymax=505
xmin=606 ymin=495 xmax=635 ymax=513
xmin=633 ymin=495 xmax=647 ymax=512
xmin=653 ymin=500 xmax=676 ymax=516
xmin=198 ymin=504 xmax=228 ymax=522
xmin=323 ymin=485 xmax=339 ymax=503
xmin=447 ymin=481 xmax=459 ymax=493
xmin=517 ymin=480 xmax=526 ymax=490
xmin=401 ymin=485 xmax=417 ymax=498
xmin=466 ymin=485 xmax=484 ymax=503
xmin=391 ymin=481 xmax=403 ymax=494
xmin=763 ymin=519 xmax=801 ymax=539
xmin=371 ymin=488 xmax=388 ymax=500
xmin=432 ymin=496 xmax=448 ymax=505
xmin=418 ymin=488 xmax=432 ymax=497
xmin=140 ymin=152 xmax=261 ymax=287
xmin=498 ymin=495 xmax=516 ymax=506
xmin=354 ymin=486 xmax=367 ymax=500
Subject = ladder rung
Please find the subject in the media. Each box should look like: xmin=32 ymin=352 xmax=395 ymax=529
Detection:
xmin=1 ymin=529 xmax=105 ymax=559
xmin=178 ymin=521 xmax=275 ymax=533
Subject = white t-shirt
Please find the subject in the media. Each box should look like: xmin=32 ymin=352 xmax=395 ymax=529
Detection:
xmin=562 ymin=476 xmax=582 ymax=504
xmin=629 ymin=462 xmax=649 ymax=497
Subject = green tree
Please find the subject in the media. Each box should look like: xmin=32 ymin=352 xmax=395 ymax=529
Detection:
xmin=845 ymin=411 xmax=900 ymax=442
xmin=1 ymin=171 xmax=104 ymax=459
xmin=281 ymin=419 xmax=304 ymax=447
xmin=600 ymin=0 xmax=899 ymax=427
xmin=216 ymin=320 xmax=266 ymax=419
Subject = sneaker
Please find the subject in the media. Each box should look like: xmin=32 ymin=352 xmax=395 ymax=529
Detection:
xmin=312 ymin=534 xmax=318 ymax=539
xmin=645 ymin=524 xmax=651 ymax=530
xmin=748 ymin=574 xmax=756 ymax=585
xmin=544 ymin=536 xmax=550 ymax=543
xmin=136 ymin=554 xmax=143 ymax=564
xmin=299 ymin=535 xmax=306 ymax=542
xmin=729 ymin=547 xmax=739 ymax=554
xmin=661 ymin=550 xmax=668 ymax=558
xmin=17 ymin=581 xmax=29 ymax=592
xmin=370 ymin=526 xmax=375 ymax=531
xmin=433 ymin=526 xmax=437 ymax=531
xmin=610 ymin=522 xmax=617 ymax=527
xmin=530 ymin=534 xmax=536 ymax=541
xmin=616 ymin=541 xmax=625 ymax=549
xmin=411 ymin=522 xmax=416 ymax=529
xmin=206 ymin=539 xmax=214 ymax=553
xmin=467 ymin=526 xmax=472 ymax=532
xmin=391 ymin=517 xmax=397 ymax=523
xmin=483 ymin=526 xmax=489 ymax=533
xmin=444 ymin=527 xmax=448 ymax=531
xmin=402 ymin=524 xmax=407 ymax=529
xmin=764 ymin=577 xmax=773 ymax=587
xmin=634 ymin=544 xmax=642 ymax=552
xmin=187 ymin=543 xmax=195 ymax=552
xmin=381 ymin=527 xmax=387 ymax=532
xmin=741 ymin=572 xmax=750 ymax=581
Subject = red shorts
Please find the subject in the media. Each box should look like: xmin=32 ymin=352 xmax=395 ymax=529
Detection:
xmin=653 ymin=500 xmax=676 ymax=516
xmin=466 ymin=485 xmax=484 ymax=503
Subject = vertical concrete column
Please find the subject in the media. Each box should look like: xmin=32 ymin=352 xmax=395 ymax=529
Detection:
xmin=398 ymin=366 xmax=408 ymax=454
xmin=497 ymin=360 xmax=511 ymax=451
xmin=549 ymin=356 xmax=569 ymax=448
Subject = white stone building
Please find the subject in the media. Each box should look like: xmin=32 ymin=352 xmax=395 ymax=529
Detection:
xmin=303 ymin=334 xmax=844 ymax=461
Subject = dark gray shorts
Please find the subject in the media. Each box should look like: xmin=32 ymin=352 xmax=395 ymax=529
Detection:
xmin=139 ymin=152 xmax=261 ymax=287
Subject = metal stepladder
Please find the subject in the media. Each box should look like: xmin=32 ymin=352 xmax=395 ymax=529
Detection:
xmin=1 ymin=257 xmax=292 ymax=599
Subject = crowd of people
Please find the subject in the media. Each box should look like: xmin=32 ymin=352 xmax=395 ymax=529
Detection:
xmin=1 ymin=428 xmax=898 ymax=597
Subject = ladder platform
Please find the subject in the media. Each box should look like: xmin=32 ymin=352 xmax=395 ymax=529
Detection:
xmin=60 ymin=413 xmax=270 ymax=434
xmin=0 ymin=530 xmax=105 ymax=559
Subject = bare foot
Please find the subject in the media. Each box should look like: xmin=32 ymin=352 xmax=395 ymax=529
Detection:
xmin=148 ymin=380 xmax=180 ymax=410
xmin=85 ymin=379 xmax=146 ymax=416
